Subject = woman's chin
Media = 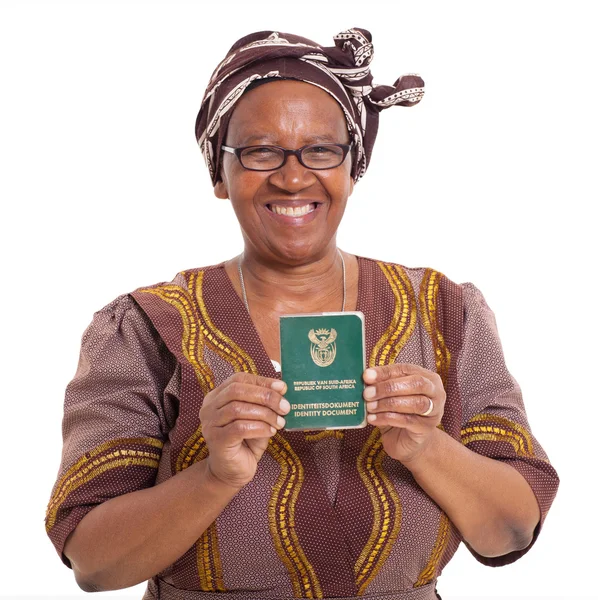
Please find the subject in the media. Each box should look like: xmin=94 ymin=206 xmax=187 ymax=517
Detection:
xmin=267 ymin=244 xmax=331 ymax=266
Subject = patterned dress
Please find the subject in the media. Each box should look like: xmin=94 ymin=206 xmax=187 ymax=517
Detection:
xmin=45 ymin=255 xmax=559 ymax=600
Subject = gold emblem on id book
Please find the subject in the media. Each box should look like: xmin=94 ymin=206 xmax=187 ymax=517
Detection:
xmin=308 ymin=328 xmax=337 ymax=367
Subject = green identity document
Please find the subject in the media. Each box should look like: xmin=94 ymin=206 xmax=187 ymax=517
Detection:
xmin=280 ymin=311 xmax=366 ymax=431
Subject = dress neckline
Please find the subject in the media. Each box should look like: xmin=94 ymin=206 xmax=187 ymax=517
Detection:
xmin=219 ymin=254 xmax=366 ymax=377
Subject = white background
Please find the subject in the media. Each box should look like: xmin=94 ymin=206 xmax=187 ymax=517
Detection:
xmin=1 ymin=0 xmax=596 ymax=598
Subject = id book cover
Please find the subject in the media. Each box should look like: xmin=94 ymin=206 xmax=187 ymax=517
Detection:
xmin=280 ymin=311 xmax=366 ymax=430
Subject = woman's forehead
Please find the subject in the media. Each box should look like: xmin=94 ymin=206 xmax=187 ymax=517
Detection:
xmin=226 ymin=80 xmax=349 ymax=143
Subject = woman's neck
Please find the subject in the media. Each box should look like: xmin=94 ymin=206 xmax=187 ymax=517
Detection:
xmin=233 ymin=247 xmax=347 ymax=315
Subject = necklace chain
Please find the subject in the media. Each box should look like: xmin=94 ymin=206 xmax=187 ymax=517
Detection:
xmin=238 ymin=249 xmax=346 ymax=315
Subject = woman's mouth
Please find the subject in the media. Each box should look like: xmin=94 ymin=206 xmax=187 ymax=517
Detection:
xmin=266 ymin=202 xmax=318 ymax=216
xmin=264 ymin=202 xmax=321 ymax=224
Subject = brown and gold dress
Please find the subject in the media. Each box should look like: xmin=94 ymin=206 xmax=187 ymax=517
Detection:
xmin=45 ymin=255 xmax=559 ymax=600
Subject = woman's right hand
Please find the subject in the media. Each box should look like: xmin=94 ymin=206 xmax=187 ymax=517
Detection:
xmin=199 ymin=372 xmax=290 ymax=489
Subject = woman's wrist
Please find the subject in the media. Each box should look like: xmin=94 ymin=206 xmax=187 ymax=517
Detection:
xmin=201 ymin=458 xmax=250 ymax=493
xmin=397 ymin=426 xmax=445 ymax=474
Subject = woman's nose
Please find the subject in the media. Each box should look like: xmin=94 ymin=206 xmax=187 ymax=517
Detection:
xmin=268 ymin=154 xmax=316 ymax=193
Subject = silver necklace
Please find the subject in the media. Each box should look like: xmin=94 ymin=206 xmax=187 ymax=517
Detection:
xmin=238 ymin=249 xmax=346 ymax=314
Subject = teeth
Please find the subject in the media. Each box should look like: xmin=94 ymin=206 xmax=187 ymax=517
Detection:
xmin=270 ymin=203 xmax=316 ymax=216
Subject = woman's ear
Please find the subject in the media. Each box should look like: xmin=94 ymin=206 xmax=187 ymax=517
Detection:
xmin=214 ymin=179 xmax=228 ymax=199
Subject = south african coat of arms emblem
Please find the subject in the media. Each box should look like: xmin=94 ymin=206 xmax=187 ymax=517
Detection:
xmin=308 ymin=328 xmax=337 ymax=367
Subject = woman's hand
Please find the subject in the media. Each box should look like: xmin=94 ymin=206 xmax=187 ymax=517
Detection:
xmin=362 ymin=363 xmax=445 ymax=464
xmin=200 ymin=373 xmax=290 ymax=489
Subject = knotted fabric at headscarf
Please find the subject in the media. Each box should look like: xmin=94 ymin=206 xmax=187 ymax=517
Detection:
xmin=195 ymin=27 xmax=424 ymax=185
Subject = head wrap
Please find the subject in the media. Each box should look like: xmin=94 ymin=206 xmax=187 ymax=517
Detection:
xmin=195 ymin=27 xmax=424 ymax=185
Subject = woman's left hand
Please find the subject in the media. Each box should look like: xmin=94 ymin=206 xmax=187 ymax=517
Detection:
xmin=362 ymin=363 xmax=446 ymax=464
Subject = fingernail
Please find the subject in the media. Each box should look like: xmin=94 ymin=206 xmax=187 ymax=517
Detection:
xmin=279 ymin=398 xmax=291 ymax=413
xmin=270 ymin=426 xmax=277 ymax=435
xmin=276 ymin=416 xmax=286 ymax=428
xmin=364 ymin=368 xmax=377 ymax=381
xmin=271 ymin=380 xmax=286 ymax=392
xmin=363 ymin=386 xmax=376 ymax=399
xmin=368 ymin=401 xmax=378 ymax=410
xmin=367 ymin=413 xmax=377 ymax=422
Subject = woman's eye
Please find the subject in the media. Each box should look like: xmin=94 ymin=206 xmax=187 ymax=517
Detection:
xmin=311 ymin=146 xmax=333 ymax=154
xmin=304 ymin=146 xmax=341 ymax=160
xmin=246 ymin=147 xmax=276 ymax=156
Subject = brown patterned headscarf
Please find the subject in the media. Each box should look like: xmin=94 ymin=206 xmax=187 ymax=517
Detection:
xmin=195 ymin=28 xmax=424 ymax=185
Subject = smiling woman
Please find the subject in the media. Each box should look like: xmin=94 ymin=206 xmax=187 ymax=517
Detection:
xmin=45 ymin=28 xmax=559 ymax=600
xmin=215 ymin=79 xmax=355 ymax=309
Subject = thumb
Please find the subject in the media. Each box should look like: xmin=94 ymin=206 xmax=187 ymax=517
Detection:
xmin=245 ymin=436 xmax=271 ymax=459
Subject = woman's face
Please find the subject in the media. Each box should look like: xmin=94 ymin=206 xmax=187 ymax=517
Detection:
xmin=215 ymin=80 xmax=354 ymax=265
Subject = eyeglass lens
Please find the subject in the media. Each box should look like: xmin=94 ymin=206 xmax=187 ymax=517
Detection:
xmin=240 ymin=145 xmax=345 ymax=170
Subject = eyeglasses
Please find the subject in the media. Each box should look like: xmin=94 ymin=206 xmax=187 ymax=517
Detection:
xmin=221 ymin=143 xmax=353 ymax=171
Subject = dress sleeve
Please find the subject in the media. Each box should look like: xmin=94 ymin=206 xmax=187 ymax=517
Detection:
xmin=45 ymin=294 xmax=177 ymax=568
xmin=457 ymin=282 xmax=559 ymax=567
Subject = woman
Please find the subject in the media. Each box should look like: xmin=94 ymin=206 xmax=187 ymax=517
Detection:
xmin=45 ymin=28 xmax=559 ymax=599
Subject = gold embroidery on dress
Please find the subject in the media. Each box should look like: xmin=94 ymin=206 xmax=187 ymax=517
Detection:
xmin=267 ymin=433 xmax=323 ymax=598
xmin=304 ymin=430 xmax=345 ymax=442
xmin=176 ymin=424 xmax=210 ymax=472
xmin=419 ymin=269 xmax=451 ymax=387
xmin=414 ymin=512 xmax=451 ymax=587
xmin=461 ymin=413 xmax=535 ymax=457
xmin=140 ymin=275 xmax=226 ymax=590
xmin=166 ymin=270 xmax=318 ymax=594
xmin=192 ymin=271 xmax=258 ymax=374
xmin=196 ymin=519 xmax=226 ymax=592
xmin=138 ymin=283 xmax=215 ymax=395
xmin=175 ymin=270 xmax=256 ymax=472
xmin=45 ymin=437 xmax=163 ymax=531
xmin=371 ymin=263 xmax=417 ymax=366
xmin=170 ymin=421 xmax=224 ymax=591
xmin=354 ymin=428 xmax=402 ymax=595
xmin=169 ymin=426 xmax=221 ymax=589
xmin=414 ymin=270 xmax=453 ymax=586
xmin=350 ymin=262 xmax=415 ymax=593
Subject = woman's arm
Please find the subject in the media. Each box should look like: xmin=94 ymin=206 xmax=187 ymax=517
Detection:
xmin=363 ymin=282 xmax=558 ymax=561
xmin=401 ymin=427 xmax=540 ymax=557
xmin=65 ymin=459 xmax=240 ymax=591
xmin=364 ymin=362 xmax=540 ymax=558
xmin=65 ymin=369 xmax=289 ymax=591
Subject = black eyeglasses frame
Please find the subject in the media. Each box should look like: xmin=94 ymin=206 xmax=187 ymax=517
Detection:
xmin=220 ymin=143 xmax=353 ymax=171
